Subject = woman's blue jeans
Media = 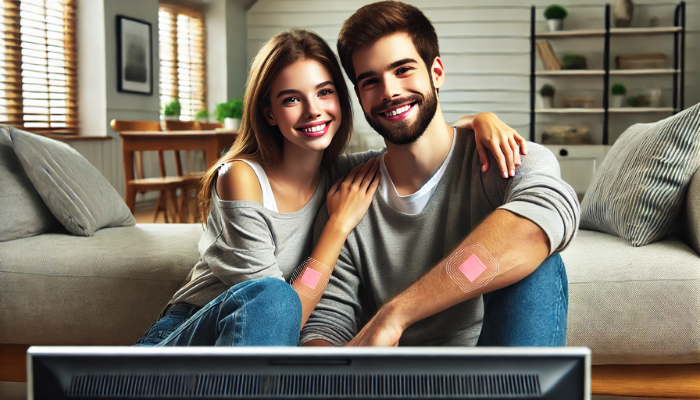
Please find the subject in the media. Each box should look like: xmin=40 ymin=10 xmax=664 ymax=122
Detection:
xmin=135 ymin=254 xmax=567 ymax=347
xmin=134 ymin=277 xmax=302 ymax=346
xmin=477 ymin=253 xmax=568 ymax=347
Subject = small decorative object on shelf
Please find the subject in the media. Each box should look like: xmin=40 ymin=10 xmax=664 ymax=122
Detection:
xmin=544 ymin=4 xmax=568 ymax=32
xmin=543 ymin=124 xmax=593 ymax=145
xmin=215 ymin=99 xmax=244 ymax=130
xmin=561 ymin=97 xmax=595 ymax=108
xmin=626 ymin=94 xmax=651 ymax=107
xmin=561 ymin=54 xmax=588 ymax=70
xmin=613 ymin=0 xmax=634 ymax=28
xmin=611 ymin=83 xmax=627 ymax=108
xmin=536 ymin=40 xmax=561 ymax=70
xmin=540 ymin=84 xmax=555 ymax=108
xmin=616 ymin=53 xmax=667 ymax=69
xmin=646 ymin=88 xmax=663 ymax=107
xmin=649 ymin=16 xmax=660 ymax=27
xmin=162 ymin=98 xmax=180 ymax=121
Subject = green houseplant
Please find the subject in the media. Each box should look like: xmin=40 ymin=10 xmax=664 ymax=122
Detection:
xmin=540 ymin=84 xmax=555 ymax=109
xmin=544 ymin=4 xmax=568 ymax=31
xmin=162 ymin=98 xmax=181 ymax=120
xmin=611 ymin=83 xmax=627 ymax=108
xmin=214 ymin=99 xmax=244 ymax=130
xmin=561 ymin=54 xmax=587 ymax=70
xmin=194 ymin=109 xmax=209 ymax=122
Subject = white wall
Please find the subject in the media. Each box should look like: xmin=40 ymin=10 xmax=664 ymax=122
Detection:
xmin=247 ymin=0 xmax=699 ymax=152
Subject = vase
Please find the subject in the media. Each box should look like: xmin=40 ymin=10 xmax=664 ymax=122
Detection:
xmin=611 ymin=95 xmax=624 ymax=108
xmin=224 ymin=118 xmax=241 ymax=130
xmin=547 ymin=19 xmax=563 ymax=32
xmin=613 ymin=0 xmax=634 ymax=28
xmin=542 ymin=96 xmax=553 ymax=109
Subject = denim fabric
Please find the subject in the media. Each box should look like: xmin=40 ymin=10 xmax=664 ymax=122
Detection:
xmin=477 ymin=253 xmax=568 ymax=347
xmin=134 ymin=277 xmax=302 ymax=347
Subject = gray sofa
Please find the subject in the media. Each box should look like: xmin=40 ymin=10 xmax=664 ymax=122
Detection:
xmin=1 ymin=157 xmax=699 ymax=397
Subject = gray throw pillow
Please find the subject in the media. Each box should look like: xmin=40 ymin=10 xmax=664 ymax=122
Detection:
xmin=580 ymin=102 xmax=700 ymax=246
xmin=8 ymin=126 xmax=135 ymax=236
xmin=0 ymin=126 xmax=59 ymax=241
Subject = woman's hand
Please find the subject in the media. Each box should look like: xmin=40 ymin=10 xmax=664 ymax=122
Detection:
xmin=453 ymin=113 xmax=528 ymax=178
xmin=326 ymin=158 xmax=381 ymax=234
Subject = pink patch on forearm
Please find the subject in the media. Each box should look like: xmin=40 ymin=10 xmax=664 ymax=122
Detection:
xmin=299 ymin=268 xmax=322 ymax=289
xmin=458 ymin=254 xmax=487 ymax=282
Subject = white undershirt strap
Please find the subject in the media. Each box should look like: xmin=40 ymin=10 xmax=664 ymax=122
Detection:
xmin=224 ymin=159 xmax=279 ymax=212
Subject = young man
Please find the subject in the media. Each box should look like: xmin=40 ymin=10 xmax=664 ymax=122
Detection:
xmin=300 ymin=1 xmax=580 ymax=347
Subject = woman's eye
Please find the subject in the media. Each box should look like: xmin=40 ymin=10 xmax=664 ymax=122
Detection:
xmin=282 ymin=97 xmax=298 ymax=104
xmin=318 ymin=89 xmax=333 ymax=96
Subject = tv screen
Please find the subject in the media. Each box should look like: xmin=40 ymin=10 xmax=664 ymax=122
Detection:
xmin=28 ymin=346 xmax=590 ymax=399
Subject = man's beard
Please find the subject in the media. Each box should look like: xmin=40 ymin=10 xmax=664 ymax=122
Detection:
xmin=364 ymin=82 xmax=438 ymax=146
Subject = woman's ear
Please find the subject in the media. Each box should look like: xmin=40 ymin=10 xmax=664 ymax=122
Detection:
xmin=262 ymin=106 xmax=278 ymax=126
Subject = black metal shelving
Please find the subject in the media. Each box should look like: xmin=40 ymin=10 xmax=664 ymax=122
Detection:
xmin=529 ymin=2 xmax=686 ymax=144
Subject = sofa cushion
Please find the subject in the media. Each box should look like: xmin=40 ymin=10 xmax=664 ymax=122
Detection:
xmin=0 ymin=126 xmax=58 ymax=241
xmin=682 ymin=170 xmax=700 ymax=255
xmin=561 ymin=229 xmax=700 ymax=364
xmin=580 ymin=102 xmax=700 ymax=246
xmin=0 ymin=223 xmax=203 ymax=345
xmin=8 ymin=126 xmax=135 ymax=236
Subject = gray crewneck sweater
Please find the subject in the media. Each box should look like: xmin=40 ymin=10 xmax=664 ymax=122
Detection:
xmin=300 ymin=128 xmax=580 ymax=346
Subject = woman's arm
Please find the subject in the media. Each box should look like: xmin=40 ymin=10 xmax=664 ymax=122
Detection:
xmin=453 ymin=113 xmax=528 ymax=179
xmin=290 ymin=158 xmax=381 ymax=328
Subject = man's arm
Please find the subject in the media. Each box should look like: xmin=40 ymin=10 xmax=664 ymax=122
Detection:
xmin=347 ymin=144 xmax=580 ymax=346
xmin=347 ymin=209 xmax=547 ymax=346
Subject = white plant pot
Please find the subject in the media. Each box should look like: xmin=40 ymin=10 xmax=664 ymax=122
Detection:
xmin=224 ymin=118 xmax=241 ymax=130
xmin=547 ymin=19 xmax=563 ymax=31
xmin=542 ymin=96 xmax=554 ymax=109
xmin=611 ymin=95 xmax=625 ymax=108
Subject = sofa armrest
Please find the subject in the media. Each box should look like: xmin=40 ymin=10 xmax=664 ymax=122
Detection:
xmin=682 ymin=169 xmax=700 ymax=255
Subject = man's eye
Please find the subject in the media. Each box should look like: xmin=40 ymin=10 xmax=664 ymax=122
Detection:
xmin=361 ymin=79 xmax=377 ymax=87
xmin=396 ymin=67 xmax=410 ymax=75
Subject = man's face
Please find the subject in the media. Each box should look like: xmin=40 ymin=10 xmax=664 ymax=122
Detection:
xmin=352 ymin=33 xmax=442 ymax=145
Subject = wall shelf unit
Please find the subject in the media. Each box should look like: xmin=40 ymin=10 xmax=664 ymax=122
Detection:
xmin=529 ymin=2 xmax=686 ymax=145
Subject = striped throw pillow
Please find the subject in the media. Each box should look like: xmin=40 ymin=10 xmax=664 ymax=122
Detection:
xmin=580 ymin=102 xmax=700 ymax=246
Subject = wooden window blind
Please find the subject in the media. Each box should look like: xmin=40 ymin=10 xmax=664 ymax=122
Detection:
xmin=0 ymin=0 xmax=77 ymax=134
xmin=158 ymin=2 xmax=206 ymax=121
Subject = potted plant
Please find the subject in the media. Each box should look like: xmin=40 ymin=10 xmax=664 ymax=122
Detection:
xmin=194 ymin=109 xmax=209 ymax=122
xmin=561 ymin=54 xmax=588 ymax=70
xmin=540 ymin=84 xmax=556 ymax=109
xmin=214 ymin=99 xmax=244 ymax=130
xmin=162 ymin=98 xmax=181 ymax=121
xmin=544 ymin=4 xmax=568 ymax=32
xmin=611 ymin=83 xmax=626 ymax=108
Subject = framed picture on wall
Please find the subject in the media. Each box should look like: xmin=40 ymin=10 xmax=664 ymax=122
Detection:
xmin=116 ymin=16 xmax=153 ymax=95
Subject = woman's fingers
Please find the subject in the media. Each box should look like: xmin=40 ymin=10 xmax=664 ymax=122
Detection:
xmin=499 ymin=139 xmax=515 ymax=177
xmin=510 ymin=136 xmax=521 ymax=166
xmin=367 ymin=170 xmax=381 ymax=195
xmin=360 ymin=158 xmax=381 ymax=189
xmin=328 ymin=176 xmax=343 ymax=196
xmin=515 ymin=132 xmax=528 ymax=155
xmin=476 ymin=141 xmax=489 ymax=173
xmin=488 ymin=141 xmax=508 ymax=178
xmin=344 ymin=161 xmax=367 ymax=185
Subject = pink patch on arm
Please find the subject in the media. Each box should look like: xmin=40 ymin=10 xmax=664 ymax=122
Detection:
xmin=458 ymin=254 xmax=487 ymax=282
xmin=299 ymin=268 xmax=322 ymax=289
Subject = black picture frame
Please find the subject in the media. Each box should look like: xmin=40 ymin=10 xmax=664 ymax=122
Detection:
xmin=116 ymin=15 xmax=153 ymax=95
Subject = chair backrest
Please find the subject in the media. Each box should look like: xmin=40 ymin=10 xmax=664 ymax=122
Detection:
xmin=196 ymin=121 xmax=223 ymax=130
xmin=110 ymin=119 xmax=161 ymax=132
xmin=163 ymin=120 xmax=197 ymax=131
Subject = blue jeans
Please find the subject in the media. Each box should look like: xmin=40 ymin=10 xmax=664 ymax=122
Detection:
xmin=134 ymin=277 xmax=302 ymax=346
xmin=477 ymin=253 xmax=568 ymax=346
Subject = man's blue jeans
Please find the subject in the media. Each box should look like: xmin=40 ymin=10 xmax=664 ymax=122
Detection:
xmin=477 ymin=253 xmax=568 ymax=347
xmin=134 ymin=277 xmax=302 ymax=346
xmin=135 ymin=254 xmax=567 ymax=347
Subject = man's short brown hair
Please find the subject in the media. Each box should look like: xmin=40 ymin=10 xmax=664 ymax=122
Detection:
xmin=337 ymin=1 xmax=440 ymax=85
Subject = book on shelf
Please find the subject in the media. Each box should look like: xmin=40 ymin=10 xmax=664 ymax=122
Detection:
xmin=536 ymin=40 xmax=561 ymax=71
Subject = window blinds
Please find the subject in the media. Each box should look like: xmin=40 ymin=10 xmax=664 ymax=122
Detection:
xmin=158 ymin=2 xmax=206 ymax=121
xmin=0 ymin=0 xmax=77 ymax=134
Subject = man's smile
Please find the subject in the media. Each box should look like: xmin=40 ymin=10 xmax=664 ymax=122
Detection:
xmin=378 ymin=102 xmax=417 ymax=122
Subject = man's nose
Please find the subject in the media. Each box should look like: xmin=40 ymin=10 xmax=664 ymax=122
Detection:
xmin=381 ymin=78 xmax=401 ymax=102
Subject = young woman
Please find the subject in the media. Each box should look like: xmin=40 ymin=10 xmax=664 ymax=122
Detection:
xmin=134 ymin=29 xmax=527 ymax=347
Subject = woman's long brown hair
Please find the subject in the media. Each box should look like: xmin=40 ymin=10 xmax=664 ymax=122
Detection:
xmin=197 ymin=29 xmax=354 ymax=225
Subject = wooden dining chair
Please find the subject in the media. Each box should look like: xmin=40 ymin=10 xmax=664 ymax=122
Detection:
xmin=111 ymin=119 xmax=187 ymax=223
xmin=162 ymin=119 xmax=205 ymax=223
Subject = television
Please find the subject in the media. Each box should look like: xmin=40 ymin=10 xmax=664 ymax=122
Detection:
xmin=28 ymin=346 xmax=591 ymax=399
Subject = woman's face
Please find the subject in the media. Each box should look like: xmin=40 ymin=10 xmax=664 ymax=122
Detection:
xmin=266 ymin=59 xmax=342 ymax=155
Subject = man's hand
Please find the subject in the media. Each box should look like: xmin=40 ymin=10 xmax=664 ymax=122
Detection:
xmin=346 ymin=303 xmax=405 ymax=347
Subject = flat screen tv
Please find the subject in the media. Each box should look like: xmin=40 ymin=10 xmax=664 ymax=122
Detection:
xmin=28 ymin=346 xmax=590 ymax=399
